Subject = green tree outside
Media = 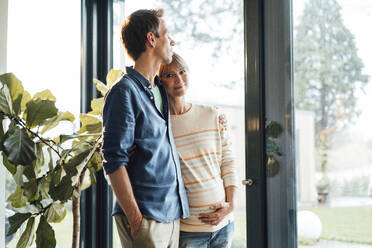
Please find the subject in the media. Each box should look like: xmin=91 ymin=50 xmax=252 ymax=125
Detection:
xmin=294 ymin=0 xmax=369 ymax=197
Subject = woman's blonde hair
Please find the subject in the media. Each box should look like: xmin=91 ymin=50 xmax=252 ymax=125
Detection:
xmin=159 ymin=52 xmax=189 ymax=77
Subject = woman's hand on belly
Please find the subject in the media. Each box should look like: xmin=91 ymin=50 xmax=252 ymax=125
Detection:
xmin=198 ymin=202 xmax=233 ymax=226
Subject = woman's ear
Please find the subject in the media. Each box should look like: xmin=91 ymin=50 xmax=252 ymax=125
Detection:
xmin=146 ymin=32 xmax=156 ymax=47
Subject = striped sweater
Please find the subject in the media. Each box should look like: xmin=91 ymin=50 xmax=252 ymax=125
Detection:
xmin=170 ymin=104 xmax=238 ymax=232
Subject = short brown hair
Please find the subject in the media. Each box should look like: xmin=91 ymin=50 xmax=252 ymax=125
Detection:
xmin=121 ymin=9 xmax=164 ymax=61
xmin=159 ymin=53 xmax=189 ymax=77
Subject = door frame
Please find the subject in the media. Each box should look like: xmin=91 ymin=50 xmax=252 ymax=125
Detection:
xmin=244 ymin=0 xmax=297 ymax=247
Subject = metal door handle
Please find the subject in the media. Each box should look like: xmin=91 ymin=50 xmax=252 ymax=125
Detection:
xmin=242 ymin=179 xmax=254 ymax=186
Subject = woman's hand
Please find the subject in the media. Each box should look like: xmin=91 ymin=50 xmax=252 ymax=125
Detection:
xmin=129 ymin=144 xmax=136 ymax=157
xmin=198 ymin=202 xmax=233 ymax=226
xmin=218 ymin=114 xmax=228 ymax=128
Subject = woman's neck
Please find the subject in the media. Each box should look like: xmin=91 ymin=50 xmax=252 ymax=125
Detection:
xmin=168 ymin=96 xmax=191 ymax=115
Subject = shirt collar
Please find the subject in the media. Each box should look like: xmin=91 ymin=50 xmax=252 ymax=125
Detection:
xmin=125 ymin=66 xmax=162 ymax=89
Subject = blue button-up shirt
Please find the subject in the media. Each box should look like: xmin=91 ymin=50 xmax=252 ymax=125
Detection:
xmin=102 ymin=67 xmax=189 ymax=222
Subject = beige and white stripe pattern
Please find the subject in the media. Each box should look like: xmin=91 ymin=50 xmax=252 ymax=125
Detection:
xmin=170 ymin=104 xmax=238 ymax=232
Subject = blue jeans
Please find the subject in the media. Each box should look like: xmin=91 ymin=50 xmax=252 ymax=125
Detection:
xmin=179 ymin=222 xmax=234 ymax=248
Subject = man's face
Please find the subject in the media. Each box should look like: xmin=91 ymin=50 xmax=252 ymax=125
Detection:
xmin=154 ymin=19 xmax=175 ymax=64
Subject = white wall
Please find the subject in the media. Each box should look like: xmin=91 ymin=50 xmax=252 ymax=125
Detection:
xmin=0 ymin=0 xmax=8 ymax=246
xmin=296 ymin=111 xmax=317 ymax=203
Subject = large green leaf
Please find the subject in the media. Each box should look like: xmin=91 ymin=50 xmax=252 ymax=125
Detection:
xmin=16 ymin=217 xmax=35 ymax=248
xmin=61 ymin=111 xmax=75 ymax=121
xmin=63 ymin=150 xmax=91 ymax=177
xmin=7 ymin=186 xmax=28 ymax=208
xmin=0 ymin=120 xmax=15 ymax=152
xmin=89 ymin=168 xmax=97 ymax=185
xmin=47 ymin=147 xmax=54 ymax=170
xmin=40 ymin=111 xmax=75 ymax=134
xmin=3 ymin=126 xmax=37 ymax=166
xmin=89 ymin=97 xmax=104 ymax=115
xmin=25 ymin=99 xmax=58 ymax=128
xmin=93 ymin=78 xmax=108 ymax=96
xmin=70 ymin=140 xmax=93 ymax=153
xmin=87 ymin=151 xmax=103 ymax=172
xmin=20 ymin=90 xmax=31 ymax=112
xmin=56 ymin=134 xmax=79 ymax=144
xmin=12 ymin=164 xmax=35 ymax=184
xmin=0 ymin=73 xmax=24 ymax=100
xmin=3 ymin=153 xmax=16 ymax=174
xmin=23 ymin=164 xmax=36 ymax=180
xmin=57 ymin=133 xmax=99 ymax=144
xmin=50 ymin=166 xmax=62 ymax=187
xmin=77 ymin=114 xmax=102 ymax=134
xmin=80 ymin=122 xmax=102 ymax=134
xmin=106 ymin=69 xmax=124 ymax=88
xmin=35 ymin=143 xmax=45 ymax=174
xmin=45 ymin=202 xmax=66 ymax=223
xmin=0 ymin=73 xmax=24 ymax=112
xmin=32 ymin=89 xmax=56 ymax=101
xmin=0 ymin=116 xmax=4 ymax=139
xmin=49 ymin=175 xmax=74 ymax=202
xmin=13 ymin=94 xmax=23 ymax=115
xmin=0 ymin=83 xmax=14 ymax=114
xmin=73 ymin=141 xmax=99 ymax=185
xmin=39 ymin=175 xmax=51 ymax=199
xmin=79 ymin=113 xmax=101 ymax=126
xmin=36 ymin=215 xmax=56 ymax=248
xmin=13 ymin=166 xmax=25 ymax=186
xmin=23 ymin=178 xmax=39 ymax=201
xmin=36 ymin=143 xmax=45 ymax=164
xmin=81 ymin=168 xmax=96 ymax=191
xmin=6 ymin=212 xmax=32 ymax=236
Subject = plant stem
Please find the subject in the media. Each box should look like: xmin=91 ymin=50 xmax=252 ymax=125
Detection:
xmin=0 ymin=111 xmax=62 ymax=158
xmin=71 ymin=138 xmax=101 ymax=248
xmin=72 ymin=169 xmax=86 ymax=248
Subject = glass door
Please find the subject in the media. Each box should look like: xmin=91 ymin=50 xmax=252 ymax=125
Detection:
xmin=2 ymin=1 xmax=81 ymax=247
xmin=294 ymin=0 xmax=372 ymax=247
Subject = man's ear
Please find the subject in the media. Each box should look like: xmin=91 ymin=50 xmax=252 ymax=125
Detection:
xmin=146 ymin=32 xmax=156 ymax=47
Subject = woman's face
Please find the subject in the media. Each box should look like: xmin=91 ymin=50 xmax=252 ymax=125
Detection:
xmin=160 ymin=63 xmax=188 ymax=98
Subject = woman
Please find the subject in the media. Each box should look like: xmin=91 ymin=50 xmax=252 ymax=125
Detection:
xmin=159 ymin=53 xmax=238 ymax=248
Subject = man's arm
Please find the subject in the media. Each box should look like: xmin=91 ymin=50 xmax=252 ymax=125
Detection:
xmin=101 ymin=84 xmax=140 ymax=238
xmin=109 ymin=166 xmax=142 ymax=239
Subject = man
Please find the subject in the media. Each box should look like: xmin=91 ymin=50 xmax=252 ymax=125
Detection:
xmin=102 ymin=9 xmax=189 ymax=248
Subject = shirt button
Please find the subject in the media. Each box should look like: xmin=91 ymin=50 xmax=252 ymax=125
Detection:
xmin=150 ymin=96 xmax=154 ymax=100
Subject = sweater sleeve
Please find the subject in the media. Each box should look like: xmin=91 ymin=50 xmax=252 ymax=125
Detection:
xmin=217 ymin=111 xmax=239 ymax=188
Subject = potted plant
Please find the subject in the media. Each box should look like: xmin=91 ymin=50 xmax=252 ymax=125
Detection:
xmin=1 ymin=70 xmax=122 ymax=248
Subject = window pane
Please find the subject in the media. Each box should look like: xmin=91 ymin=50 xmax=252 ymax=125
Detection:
xmin=120 ymin=1 xmax=246 ymax=247
xmin=113 ymin=0 xmax=126 ymax=70
xmin=294 ymin=1 xmax=372 ymax=247
xmin=112 ymin=1 xmax=126 ymax=247
xmin=3 ymin=1 xmax=80 ymax=247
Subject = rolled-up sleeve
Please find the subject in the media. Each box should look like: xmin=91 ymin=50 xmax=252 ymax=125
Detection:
xmin=102 ymin=84 xmax=135 ymax=174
